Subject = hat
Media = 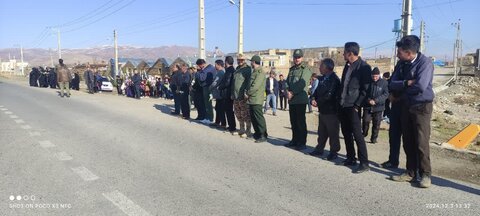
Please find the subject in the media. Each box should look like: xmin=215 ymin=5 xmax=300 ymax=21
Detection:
xmin=237 ymin=53 xmax=246 ymax=60
xmin=372 ymin=67 xmax=380 ymax=75
xmin=293 ymin=49 xmax=304 ymax=58
xmin=250 ymin=55 xmax=261 ymax=63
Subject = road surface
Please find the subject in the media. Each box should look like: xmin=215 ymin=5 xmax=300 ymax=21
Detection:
xmin=0 ymin=78 xmax=478 ymax=216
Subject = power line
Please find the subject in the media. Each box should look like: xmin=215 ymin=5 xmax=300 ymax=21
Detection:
xmin=53 ymin=0 xmax=119 ymax=28
xmin=62 ymin=0 xmax=137 ymax=34
xmin=245 ymin=1 xmax=401 ymax=6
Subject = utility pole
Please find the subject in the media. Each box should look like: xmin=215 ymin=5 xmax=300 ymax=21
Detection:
xmin=114 ymin=30 xmax=119 ymax=76
xmin=199 ymin=0 xmax=206 ymax=59
xmin=57 ymin=29 xmax=62 ymax=59
xmin=419 ymin=20 xmax=425 ymax=53
xmin=453 ymin=19 xmax=461 ymax=79
xmin=20 ymin=45 xmax=24 ymax=76
xmin=237 ymin=0 xmax=244 ymax=54
xmin=49 ymin=48 xmax=54 ymax=67
xmin=401 ymin=0 xmax=412 ymax=37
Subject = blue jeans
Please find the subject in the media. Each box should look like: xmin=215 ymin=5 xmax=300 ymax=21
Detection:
xmin=264 ymin=93 xmax=277 ymax=113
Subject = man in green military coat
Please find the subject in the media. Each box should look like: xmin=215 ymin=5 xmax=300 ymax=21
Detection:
xmin=285 ymin=49 xmax=312 ymax=150
xmin=246 ymin=55 xmax=268 ymax=143
xmin=231 ymin=54 xmax=252 ymax=138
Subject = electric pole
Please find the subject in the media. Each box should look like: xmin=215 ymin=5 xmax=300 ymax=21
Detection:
xmin=114 ymin=30 xmax=119 ymax=76
xmin=20 ymin=45 xmax=24 ymax=76
xmin=453 ymin=19 xmax=461 ymax=79
xmin=419 ymin=20 xmax=425 ymax=53
xmin=199 ymin=0 xmax=206 ymax=59
xmin=401 ymin=0 xmax=412 ymax=37
xmin=57 ymin=29 xmax=62 ymax=59
xmin=237 ymin=0 xmax=244 ymax=55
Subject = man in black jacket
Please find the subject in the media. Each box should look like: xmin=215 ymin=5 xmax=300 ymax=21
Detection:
xmin=362 ymin=67 xmax=389 ymax=144
xmin=278 ymin=74 xmax=287 ymax=110
xmin=218 ymin=56 xmax=237 ymax=133
xmin=309 ymin=58 xmax=341 ymax=161
xmin=339 ymin=42 xmax=372 ymax=173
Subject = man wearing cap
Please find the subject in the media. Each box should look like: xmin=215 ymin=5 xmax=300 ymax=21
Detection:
xmin=339 ymin=42 xmax=372 ymax=173
xmin=231 ymin=54 xmax=252 ymax=138
xmin=285 ymin=49 xmax=312 ymax=150
xmin=246 ymin=55 xmax=268 ymax=143
xmin=196 ymin=59 xmax=216 ymax=124
xmin=361 ymin=67 xmax=389 ymax=144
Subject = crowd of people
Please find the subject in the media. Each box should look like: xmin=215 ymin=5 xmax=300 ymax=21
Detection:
xmin=29 ymin=35 xmax=435 ymax=188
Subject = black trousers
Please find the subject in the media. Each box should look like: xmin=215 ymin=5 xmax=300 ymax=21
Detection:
xmin=339 ymin=107 xmax=369 ymax=165
xmin=315 ymin=113 xmax=340 ymax=154
xmin=173 ymin=92 xmax=181 ymax=114
xmin=249 ymin=104 xmax=268 ymax=139
xmin=214 ymin=99 xmax=226 ymax=126
xmin=224 ymin=98 xmax=236 ymax=131
xmin=134 ymin=85 xmax=141 ymax=98
xmin=362 ymin=109 xmax=383 ymax=142
xmin=401 ymin=102 xmax=433 ymax=176
xmin=388 ymin=102 xmax=402 ymax=166
xmin=180 ymin=92 xmax=190 ymax=118
xmin=279 ymin=95 xmax=288 ymax=110
xmin=194 ymin=90 xmax=205 ymax=120
xmin=289 ymin=104 xmax=307 ymax=146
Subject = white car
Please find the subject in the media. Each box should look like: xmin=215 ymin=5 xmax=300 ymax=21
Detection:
xmin=99 ymin=77 xmax=114 ymax=91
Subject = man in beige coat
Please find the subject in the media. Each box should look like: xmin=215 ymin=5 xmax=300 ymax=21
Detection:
xmin=56 ymin=59 xmax=72 ymax=97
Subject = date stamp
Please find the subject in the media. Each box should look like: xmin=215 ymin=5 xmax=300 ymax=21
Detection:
xmin=425 ymin=203 xmax=471 ymax=209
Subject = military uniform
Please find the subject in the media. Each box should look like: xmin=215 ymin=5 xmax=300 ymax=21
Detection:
xmin=247 ymin=55 xmax=268 ymax=141
xmin=231 ymin=59 xmax=252 ymax=136
xmin=286 ymin=49 xmax=312 ymax=148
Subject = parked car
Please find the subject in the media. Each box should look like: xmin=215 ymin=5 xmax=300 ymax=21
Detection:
xmin=100 ymin=77 xmax=113 ymax=91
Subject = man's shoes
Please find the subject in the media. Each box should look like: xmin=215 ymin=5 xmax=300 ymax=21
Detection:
xmin=255 ymin=137 xmax=267 ymax=143
xmin=273 ymin=112 xmax=276 ymax=116
xmin=391 ymin=172 xmax=414 ymax=182
xmin=343 ymin=159 xmax=357 ymax=166
xmin=308 ymin=150 xmax=324 ymax=157
xmin=230 ymin=130 xmax=239 ymax=135
xmin=66 ymin=94 xmax=70 ymax=98
xmin=380 ymin=161 xmax=398 ymax=169
xmin=354 ymin=164 xmax=370 ymax=173
xmin=370 ymin=139 xmax=377 ymax=144
xmin=285 ymin=141 xmax=297 ymax=148
xmin=326 ymin=153 xmax=338 ymax=161
xmin=294 ymin=145 xmax=307 ymax=151
xmin=60 ymin=94 xmax=64 ymax=98
xmin=419 ymin=174 xmax=431 ymax=188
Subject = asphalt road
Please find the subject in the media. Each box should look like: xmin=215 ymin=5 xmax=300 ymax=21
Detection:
xmin=0 ymin=79 xmax=478 ymax=216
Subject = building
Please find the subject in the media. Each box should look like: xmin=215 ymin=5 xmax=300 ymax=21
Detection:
xmin=147 ymin=58 xmax=170 ymax=77
xmin=1 ymin=58 xmax=29 ymax=75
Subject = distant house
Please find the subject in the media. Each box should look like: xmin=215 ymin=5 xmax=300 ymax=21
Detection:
xmin=136 ymin=60 xmax=151 ymax=74
xmin=147 ymin=58 xmax=169 ymax=77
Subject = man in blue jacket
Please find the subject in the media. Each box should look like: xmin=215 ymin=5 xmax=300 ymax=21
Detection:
xmin=389 ymin=35 xmax=435 ymax=188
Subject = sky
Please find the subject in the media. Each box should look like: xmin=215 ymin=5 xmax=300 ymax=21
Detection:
xmin=0 ymin=0 xmax=479 ymax=60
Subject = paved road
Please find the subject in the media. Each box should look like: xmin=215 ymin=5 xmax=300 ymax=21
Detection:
xmin=0 ymin=79 xmax=478 ymax=216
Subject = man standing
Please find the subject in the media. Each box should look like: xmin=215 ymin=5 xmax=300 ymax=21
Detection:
xmin=210 ymin=60 xmax=226 ymax=128
xmin=170 ymin=64 xmax=182 ymax=115
xmin=247 ymin=55 xmax=268 ymax=143
xmin=338 ymin=42 xmax=372 ymax=173
xmin=278 ymin=74 xmax=287 ymax=110
xmin=390 ymin=35 xmax=434 ymax=188
xmin=196 ymin=59 xmax=216 ymax=124
xmin=56 ymin=59 xmax=72 ymax=98
xmin=84 ymin=66 xmax=95 ymax=94
xmin=132 ymin=71 xmax=142 ymax=99
xmin=381 ymin=73 xmax=402 ymax=169
xmin=116 ymin=75 xmax=123 ymax=95
xmin=264 ymin=70 xmax=279 ymax=116
xmin=285 ymin=49 xmax=312 ymax=150
xmin=362 ymin=67 xmax=389 ymax=144
xmin=231 ymin=54 xmax=252 ymax=138
xmin=218 ymin=56 xmax=237 ymax=134
xmin=309 ymin=58 xmax=341 ymax=160
xmin=179 ymin=64 xmax=192 ymax=119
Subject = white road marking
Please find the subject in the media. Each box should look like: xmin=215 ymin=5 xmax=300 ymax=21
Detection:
xmin=21 ymin=125 xmax=31 ymax=129
xmin=5 ymin=111 xmax=12 ymax=114
xmin=38 ymin=140 xmax=55 ymax=148
xmin=0 ymin=108 xmax=8 ymax=111
xmin=29 ymin=131 xmax=41 ymax=136
xmin=0 ymin=105 xmax=4 ymax=108
xmin=10 ymin=115 xmax=19 ymax=119
xmin=54 ymin=152 xmax=73 ymax=161
xmin=71 ymin=167 xmax=99 ymax=181
xmin=103 ymin=190 xmax=152 ymax=216
xmin=14 ymin=119 xmax=25 ymax=124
